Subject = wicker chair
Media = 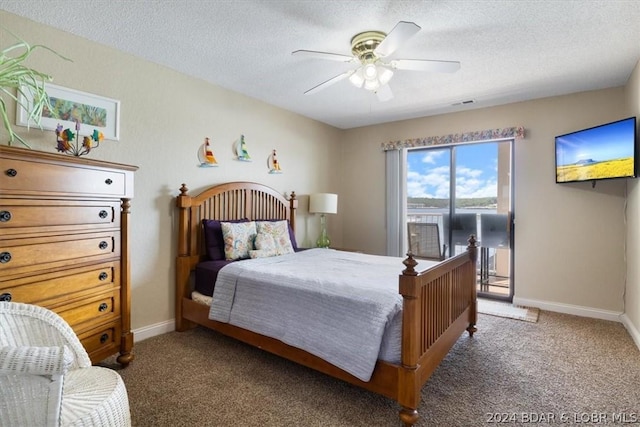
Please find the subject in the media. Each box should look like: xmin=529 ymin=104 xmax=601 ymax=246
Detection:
xmin=0 ymin=302 xmax=131 ymax=427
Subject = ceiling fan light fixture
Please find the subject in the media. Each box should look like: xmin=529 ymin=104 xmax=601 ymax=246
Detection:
xmin=295 ymin=21 xmax=456 ymax=101
xmin=364 ymin=78 xmax=381 ymax=91
xmin=363 ymin=63 xmax=377 ymax=80
xmin=377 ymin=65 xmax=394 ymax=85
xmin=349 ymin=68 xmax=365 ymax=88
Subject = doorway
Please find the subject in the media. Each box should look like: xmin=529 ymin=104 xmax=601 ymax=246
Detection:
xmin=406 ymin=140 xmax=514 ymax=301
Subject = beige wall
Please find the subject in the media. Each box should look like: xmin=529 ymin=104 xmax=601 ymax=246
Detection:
xmin=0 ymin=11 xmax=343 ymax=331
xmin=341 ymin=88 xmax=630 ymax=314
xmin=624 ymin=60 xmax=640 ymax=338
xmin=3 ymin=10 xmax=639 ymax=335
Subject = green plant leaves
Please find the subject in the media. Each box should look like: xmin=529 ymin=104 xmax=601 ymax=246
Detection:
xmin=0 ymin=29 xmax=71 ymax=148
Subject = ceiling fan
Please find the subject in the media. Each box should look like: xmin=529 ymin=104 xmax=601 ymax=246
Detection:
xmin=292 ymin=21 xmax=460 ymax=102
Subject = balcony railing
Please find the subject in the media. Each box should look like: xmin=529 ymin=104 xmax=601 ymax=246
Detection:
xmin=406 ymin=211 xmax=509 ymax=278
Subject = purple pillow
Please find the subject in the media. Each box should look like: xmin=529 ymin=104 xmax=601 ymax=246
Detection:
xmin=202 ymin=219 xmax=248 ymax=260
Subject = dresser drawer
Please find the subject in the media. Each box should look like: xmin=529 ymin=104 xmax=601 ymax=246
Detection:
xmin=0 ymin=231 xmax=120 ymax=275
xmin=0 ymin=157 xmax=128 ymax=197
xmin=55 ymin=290 xmax=120 ymax=330
xmin=0 ymin=200 xmax=120 ymax=235
xmin=79 ymin=323 xmax=122 ymax=363
xmin=0 ymin=262 xmax=119 ymax=306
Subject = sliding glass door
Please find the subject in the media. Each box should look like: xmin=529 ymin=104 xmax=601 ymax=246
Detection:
xmin=406 ymin=140 xmax=514 ymax=300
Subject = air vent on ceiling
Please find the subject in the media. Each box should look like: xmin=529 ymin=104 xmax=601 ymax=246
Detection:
xmin=452 ymin=99 xmax=475 ymax=106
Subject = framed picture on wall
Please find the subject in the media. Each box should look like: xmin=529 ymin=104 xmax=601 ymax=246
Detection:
xmin=16 ymin=83 xmax=120 ymax=141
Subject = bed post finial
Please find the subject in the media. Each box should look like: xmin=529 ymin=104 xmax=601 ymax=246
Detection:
xmin=402 ymin=253 xmax=419 ymax=276
xmin=179 ymin=183 xmax=189 ymax=196
xmin=467 ymin=234 xmax=478 ymax=263
xmin=288 ymin=191 xmax=298 ymax=232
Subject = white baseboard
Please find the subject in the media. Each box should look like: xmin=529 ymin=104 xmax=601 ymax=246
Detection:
xmin=620 ymin=314 xmax=640 ymax=350
xmin=132 ymin=319 xmax=175 ymax=343
xmin=512 ymin=297 xmax=623 ymax=322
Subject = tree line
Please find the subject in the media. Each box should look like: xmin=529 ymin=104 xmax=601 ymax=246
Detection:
xmin=407 ymin=197 xmax=497 ymax=208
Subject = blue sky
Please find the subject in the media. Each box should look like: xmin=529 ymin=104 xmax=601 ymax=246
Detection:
xmin=555 ymin=118 xmax=635 ymax=166
xmin=407 ymin=143 xmax=499 ymax=199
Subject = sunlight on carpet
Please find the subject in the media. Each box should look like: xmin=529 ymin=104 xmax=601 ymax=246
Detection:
xmin=477 ymin=298 xmax=539 ymax=322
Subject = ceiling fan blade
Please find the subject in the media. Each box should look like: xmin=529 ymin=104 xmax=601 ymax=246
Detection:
xmin=292 ymin=50 xmax=355 ymax=62
xmin=304 ymin=71 xmax=352 ymax=95
xmin=375 ymin=84 xmax=393 ymax=102
xmin=374 ymin=21 xmax=421 ymax=58
xmin=391 ymin=59 xmax=461 ymax=73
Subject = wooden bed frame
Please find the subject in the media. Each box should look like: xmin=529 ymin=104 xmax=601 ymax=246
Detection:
xmin=175 ymin=181 xmax=478 ymax=426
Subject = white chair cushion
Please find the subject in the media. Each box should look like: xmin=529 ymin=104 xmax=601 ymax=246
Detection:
xmin=61 ymin=367 xmax=131 ymax=427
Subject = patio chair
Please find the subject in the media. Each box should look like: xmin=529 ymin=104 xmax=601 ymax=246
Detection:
xmin=0 ymin=302 xmax=131 ymax=426
xmin=407 ymin=222 xmax=446 ymax=261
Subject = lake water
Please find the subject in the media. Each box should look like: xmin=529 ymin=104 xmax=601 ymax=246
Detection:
xmin=408 ymin=208 xmax=498 ymax=215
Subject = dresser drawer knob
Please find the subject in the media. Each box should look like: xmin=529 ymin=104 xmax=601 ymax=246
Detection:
xmin=0 ymin=292 xmax=12 ymax=302
xmin=98 ymin=272 xmax=108 ymax=281
xmin=5 ymin=168 xmax=17 ymax=177
xmin=100 ymin=333 xmax=109 ymax=344
xmin=105 ymin=178 xmax=113 ymax=185
xmin=0 ymin=252 xmax=11 ymax=263
xmin=98 ymin=241 xmax=109 ymax=250
xmin=98 ymin=302 xmax=109 ymax=312
xmin=98 ymin=210 xmax=109 ymax=219
xmin=0 ymin=211 xmax=11 ymax=222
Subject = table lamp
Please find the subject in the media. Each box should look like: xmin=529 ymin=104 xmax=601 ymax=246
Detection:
xmin=309 ymin=193 xmax=338 ymax=248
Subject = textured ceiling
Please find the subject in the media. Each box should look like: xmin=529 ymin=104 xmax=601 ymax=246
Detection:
xmin=2 ymin=1 xmax=640 ymax=129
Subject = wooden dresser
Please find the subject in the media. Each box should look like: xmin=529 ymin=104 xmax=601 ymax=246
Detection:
xmin=0 ymin=145 xmax=137 ymax=366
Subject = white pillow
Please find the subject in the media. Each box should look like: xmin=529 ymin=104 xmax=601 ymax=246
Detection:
xmin=249 ymin=249 xmax=278 ymax=259
xmin=254 ymin=232 xmax=277 ymax=251
xmin=221 ymin=221 xmax=257 ymax=260
xmin=250 ymin=233 xmax=279 ymax=259
xmin=256 ymin=220 xmax=294 ymax=255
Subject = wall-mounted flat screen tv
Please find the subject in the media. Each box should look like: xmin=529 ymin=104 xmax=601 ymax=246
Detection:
xmin=555 ymin=117 xmax=637 ymax=183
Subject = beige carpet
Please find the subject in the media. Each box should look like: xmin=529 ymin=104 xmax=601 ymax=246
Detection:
xmin=101 ymin=311 xmax=640 ymax=426
xmin=477 ymin=298 xmax=540 ymax=322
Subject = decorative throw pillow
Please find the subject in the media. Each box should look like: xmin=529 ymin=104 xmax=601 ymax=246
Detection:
xmin=256 ymin=219 xmax=298 ymax=251
xmin=249 ymin=249 xmax=278 ymax=259
xmin=248 ymin=232 xmax=281 ymax=259
xmin=256 ymin=220 xmax=294 ymax=255
xmin=221 ymin=221 xmax=257 ymax=260
xmin=254 ymin=232 xmax=277 ymax=252
xmin=202 ymin=219 xmax=248 ymax=260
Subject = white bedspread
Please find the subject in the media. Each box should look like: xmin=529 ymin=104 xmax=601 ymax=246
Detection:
xmin=209 ymin=248 xmax=435 ymax=382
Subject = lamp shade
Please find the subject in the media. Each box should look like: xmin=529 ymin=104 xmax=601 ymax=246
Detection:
xmin=309 ymin=193 xmax=338 ymax=214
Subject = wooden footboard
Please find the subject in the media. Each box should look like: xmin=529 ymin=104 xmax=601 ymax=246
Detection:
xmin=397 ymin=238 xmax=478 ymax=425
xmin=175 ymin=182 xmax=477 ymax=426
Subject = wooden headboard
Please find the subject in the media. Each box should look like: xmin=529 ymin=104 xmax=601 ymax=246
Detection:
xmin=175 ymin=181 xmax=298 ymax=325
